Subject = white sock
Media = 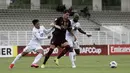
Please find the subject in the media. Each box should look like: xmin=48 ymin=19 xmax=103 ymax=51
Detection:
xmin=12 ymin=53 xmax=22 ymax=64
xmin=69 ymin=52 xmax=76 ymax=66
xmin=73 ymin=49 xmax=76 ymax=61
xmin=32 ymin=53 xmax=43 ymax=64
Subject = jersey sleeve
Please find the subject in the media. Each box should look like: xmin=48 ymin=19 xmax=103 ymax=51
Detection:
xmin=55 ymin=17 xmax=62 ymax=26
xmin=75 ymin=22 xmax=81 ymax=28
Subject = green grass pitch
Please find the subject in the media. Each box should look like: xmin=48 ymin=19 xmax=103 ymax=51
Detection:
xmin=0 ymin=55 xmax=130 ymax=73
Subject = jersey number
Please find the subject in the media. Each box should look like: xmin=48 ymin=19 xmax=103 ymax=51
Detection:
xmin=40 ymin=33 xmax=43 ymax=37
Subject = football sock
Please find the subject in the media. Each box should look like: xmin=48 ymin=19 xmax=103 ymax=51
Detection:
xmin=43 ymin=48 xmax=54 ymax=64
xmin=73 ymin=49 xmax=76 ymax=61
xmin=11 ymin=53 xmax=22 ymax=64
xmin=32 ymin=53 xmax=43 ymax=64
xmin=69 ymin=52 xmax=76 ymax=66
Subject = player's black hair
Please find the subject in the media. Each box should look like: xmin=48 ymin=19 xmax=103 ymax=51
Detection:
xmin=63 ymin=10 xmax=70 ymax=14
xmin=32 ymin=19 xmax=39 ymax=25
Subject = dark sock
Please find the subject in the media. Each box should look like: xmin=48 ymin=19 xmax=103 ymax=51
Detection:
xmin=57 ymin=45 xmax=71 ymax=59
xmin=43 ymin=48 xmax=54 ymax=64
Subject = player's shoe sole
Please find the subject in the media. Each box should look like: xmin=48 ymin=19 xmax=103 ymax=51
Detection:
xmin=31 ymin=64 xmax=39 ymax=68
xmin=54 ymin=58 xmax=59 ymax=66
xmin=9 ymin=64 xmax=14 ymax=69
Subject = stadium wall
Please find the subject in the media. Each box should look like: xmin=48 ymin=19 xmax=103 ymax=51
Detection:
xmin=1 ymin=44 xmax=130 ymax=57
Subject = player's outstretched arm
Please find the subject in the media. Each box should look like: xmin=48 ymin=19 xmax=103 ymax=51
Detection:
xmin=78 ymin=28 xmax=86 ymax=34
xmin=43 ymin=27 xmax=54 ymax=34
xmin=78 ymin=28 xmax=92 ymax=37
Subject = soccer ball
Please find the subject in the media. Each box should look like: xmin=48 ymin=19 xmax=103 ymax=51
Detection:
xmin=109 ymin=61 xmax=117 ymax=68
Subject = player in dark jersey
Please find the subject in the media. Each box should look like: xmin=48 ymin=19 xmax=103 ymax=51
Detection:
xmin=41 ymin=10 xmax=76 ymax=68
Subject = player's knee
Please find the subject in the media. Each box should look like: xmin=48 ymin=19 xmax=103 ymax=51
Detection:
xmin=69 ymin=47 xmax=73 ymax=52
xmin=21 ymin=52 xmax=28 ymax=56
xmin=46 ymin=48 xmax=54 ymax=57
xmin=65 ymin=45 xmax=72 ymax=51
xmin=37 ymin=49 xmax=44 ymax=55
xmin=50 ymin=45 xmax=56 ymax=49
xmin=65 ymin=45 xmax=70 ymax=49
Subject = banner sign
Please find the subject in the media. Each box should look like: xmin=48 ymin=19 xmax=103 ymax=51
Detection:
xmin=109 ymin=44 xmax=130 ymax=55
xmin=18 ymin=46 xmax=63 ymax=56
xmin=18 ymin=45 xmax=108 ymax=56
xmin=0 ymin=46 xmax=17 ymax=57
xmin=80 ymin=45 xmax=108 ymax=55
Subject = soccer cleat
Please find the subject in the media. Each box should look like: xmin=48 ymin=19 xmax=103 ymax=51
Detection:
xmin=72 ymin=65 xmax=76 ymax=68
xmin=9 ymin=64 xmax=14 ymax=69
xmin=41 ymin=64 xmax=45 ymax=68
xmin=54 ymin=58 xmax=59 ymax=66
xmin=31 ymin=64 xmax=39 ymax=68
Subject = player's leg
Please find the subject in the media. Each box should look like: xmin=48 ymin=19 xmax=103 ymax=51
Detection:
xmin=73 ymin=41 xmax=80 ymax=62
xmin=67 ymin=38 xmax=76 ymax=68
xmin=31 ymin=46 xmax=44 ymax=68
xmin=9 ymin=46 xmax=30 ymax=69
xmin=69 ymin=49 xmax=76 ymax=68
xmin=54 ymin=41 xmax=73 ymax=66
xmin=73 ymin=41 xmax=80 ymax=55
xmin=57 ymin=42 xmax=72 ymax=59
xmin=41 ymin=44 xmax=55 ymax=68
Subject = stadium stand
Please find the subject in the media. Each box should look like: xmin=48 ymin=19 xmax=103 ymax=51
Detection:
xmin=0 ymin=9 xmax=130 ymax=45
xmin=0 ymin=9 xmax=100 ymax=31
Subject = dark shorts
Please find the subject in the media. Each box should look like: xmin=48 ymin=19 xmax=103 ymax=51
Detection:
xmin=50 ymin=38 xmax=67 ymax=47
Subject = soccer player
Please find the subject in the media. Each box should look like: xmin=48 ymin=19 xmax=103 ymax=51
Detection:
xmin=41 ymin=10 xmax=76 ymax=68
xmin=66 ymin=13 xmax=92 ymax=68
xmin=9 ymin=19 xmax=53 ymax=69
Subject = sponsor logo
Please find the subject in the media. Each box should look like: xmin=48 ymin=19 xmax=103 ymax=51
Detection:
xmin=0 ymin=46 xmax=13 ymax=57
xmin=80 ymin=47 xmax=102 ymax=54
xmin=111 ymin=46 xmax=130 ymax=53
xmin=28 ymin=48 xmax=59 ymax=55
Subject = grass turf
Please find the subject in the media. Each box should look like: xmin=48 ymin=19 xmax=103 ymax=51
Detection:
xmin=0 ymin=55 xmax=130 ymax=73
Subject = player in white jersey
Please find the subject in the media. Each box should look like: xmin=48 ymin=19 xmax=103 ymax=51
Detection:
xmin=9 ymin=19 xmax=53 ymax=69
xmin=66 ymin=13 xmax=91 ymax=68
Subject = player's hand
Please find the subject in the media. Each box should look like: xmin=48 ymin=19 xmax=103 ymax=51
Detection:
xmin=55 ymin=25 xmax=61 ymax=29
xmin=86 ymin=33 xmax=92 ymax=37
xmin=50 ymin=23 xmax=55 ymax=27
xmin=86 ymin=34 xmax=92 ymax=37
xmin=47 ymin=36 xmax=51 ymax=39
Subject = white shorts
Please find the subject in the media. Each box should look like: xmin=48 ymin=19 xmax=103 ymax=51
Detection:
xmin=73 ymin=41 xmax=80 ymax=49
xmin=23 ymin=45 xmax=43 ymax=52
xmin=66 ymin=36 xmax=80 ymax=49
xmin=66 ymin=37 xmax=74 ymax=47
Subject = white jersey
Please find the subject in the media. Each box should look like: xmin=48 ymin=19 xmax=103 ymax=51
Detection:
xmin=66 ymin=19 xmax=80 ymax=48
xmin=28 ymin=26 xmax=50 ymax=46
xmin=66 ymin=19 xmax=80 ymax=40
xmin=23 ymin=26 xmax=53 ymax=52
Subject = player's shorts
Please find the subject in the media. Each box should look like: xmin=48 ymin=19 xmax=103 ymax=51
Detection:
xmin=50 ymin=38 xmax=67 ymax=47
xmin=66 ymin=36 xmax=80 ymax=49
xmin=66 ymin=37 xmax=74 ymax=47
xmin=73 ymin=41 xmax=80 ymax=49
xmin=23 ymin=45 xmax=43 ymax=52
